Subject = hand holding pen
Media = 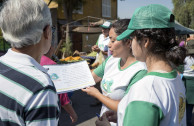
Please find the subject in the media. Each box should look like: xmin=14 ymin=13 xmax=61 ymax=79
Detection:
xmin=95 ymin=113 xmax=111 ymax=126
xmin=96 ymin=113 xmax=100 ymax=119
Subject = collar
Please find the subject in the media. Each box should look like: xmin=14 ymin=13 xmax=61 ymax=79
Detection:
xmin=101 ymin=34 xmax=109 ymax=40
xmin=1 ymin=49 xmax=47 ymax=73
xmin=146 ymin=69 xmax=177 ymax=79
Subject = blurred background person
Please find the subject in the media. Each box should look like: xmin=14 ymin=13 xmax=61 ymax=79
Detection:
xmin=182 ymin=39 xmax=194 ymax=126
xmin=91 ymin=21 xmax=112 ymax=67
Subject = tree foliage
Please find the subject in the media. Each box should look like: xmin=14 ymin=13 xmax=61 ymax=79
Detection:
xmin=172 ymin=0 xmax=194 ymax=29
xmin=57 ymin=0 xmax=85 ymax=57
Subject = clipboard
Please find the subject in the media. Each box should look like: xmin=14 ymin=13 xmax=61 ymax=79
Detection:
xmin=43 ymin=60 xmax=95 ymax=94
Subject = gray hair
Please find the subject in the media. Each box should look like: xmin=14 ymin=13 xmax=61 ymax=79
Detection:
xmin=0 ymin=0 xmax=52 ymax=48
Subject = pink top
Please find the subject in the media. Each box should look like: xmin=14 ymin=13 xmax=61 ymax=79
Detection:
xmin=40 ymin=55 xmax=56 ymax=66
xmin=40 ymin=55 xmax=70 ymax=105
xmin=179 ymin=41 xmax=185 ymax=47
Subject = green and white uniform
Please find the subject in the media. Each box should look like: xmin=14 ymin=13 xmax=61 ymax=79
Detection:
xmin=94 ymin=56 xmax=147 ymax=117
xmin=183 ymin=56 xmax=194 ymax=104
xmin=117 ymin=70 xmax=186 ymax=126
xmin=95 ymin=34 xmax=110 ymax=59
xmin=183 ymin=56 xmax=194 ymax=77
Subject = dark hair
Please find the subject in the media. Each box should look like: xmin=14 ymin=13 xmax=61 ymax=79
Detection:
xmin=111 ymin=19 xmax=131 ymax=43
xmin=132 ymin=28 xmax=186 ymax=68
xmin=187 ymin=34 xmax=190 ymax=38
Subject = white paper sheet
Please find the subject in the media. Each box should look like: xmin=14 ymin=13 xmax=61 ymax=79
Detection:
xmin=43 ymin=60 xmax=95 ymax=94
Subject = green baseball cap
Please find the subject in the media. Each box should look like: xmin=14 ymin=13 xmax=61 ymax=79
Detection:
xmin=117 ymin=4 xmax=175 ymax=41
xmin=100 ymin=21 xmax=112 ymax=29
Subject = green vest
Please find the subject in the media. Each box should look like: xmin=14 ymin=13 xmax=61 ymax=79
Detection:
xmin=183 ymin=76 xmax=194 ymax=104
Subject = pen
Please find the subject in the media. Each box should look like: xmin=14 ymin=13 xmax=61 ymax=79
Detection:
xmin=96 ymin=113 xmax=100 ymax=118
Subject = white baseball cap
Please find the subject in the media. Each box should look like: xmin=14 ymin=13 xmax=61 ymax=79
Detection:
xmin=100 ymin=21 xmax=112 ymax=29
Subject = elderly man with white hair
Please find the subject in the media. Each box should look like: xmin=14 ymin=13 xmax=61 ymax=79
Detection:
xmin=0 ymin=0 xmax=60 ymax=125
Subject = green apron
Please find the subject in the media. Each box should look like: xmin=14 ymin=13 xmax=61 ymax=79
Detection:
xmin=183 ymin=76 xmax=194 ymax=104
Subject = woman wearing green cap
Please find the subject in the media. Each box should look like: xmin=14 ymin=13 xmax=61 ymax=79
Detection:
xmin=96 ymin=4 xmax=187 ymax=126
xmin=82 ymin=19 xmax=147 ymax=126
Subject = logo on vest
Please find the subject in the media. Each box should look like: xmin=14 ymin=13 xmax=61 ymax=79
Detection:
xmin=101 ymin=78 xmax=113 ymax=93
xmin=190 ymin=64 xmax=194 ymax=70
xmin=179 ymin=93 xmax=186 ymax=124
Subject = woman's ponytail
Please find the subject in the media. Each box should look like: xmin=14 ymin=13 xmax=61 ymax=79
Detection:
xmin=165 ymin=46 xmax=186 ymax=68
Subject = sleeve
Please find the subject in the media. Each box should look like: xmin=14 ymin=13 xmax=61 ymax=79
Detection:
xmin=125 ymin=70 xmax=147 ymax=95
xmin=123 ymin=101 xmax=164 ymax=126
xmin=93 ymin=56 xmax=111 ymax=78
xmin=96 ymin=36 xmax=99 ymax=45
xmin=58 ymin=93 xmax=70 ymax=106
xmin=24 ymin=86 xmax=60 ymax=126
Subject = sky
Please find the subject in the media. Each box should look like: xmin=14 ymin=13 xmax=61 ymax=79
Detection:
xmin=118 ymin=0 xmax=174 ymax=19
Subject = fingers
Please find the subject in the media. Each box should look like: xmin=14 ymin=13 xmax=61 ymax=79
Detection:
xmin=70 ymin=114 xmax=78 ymax=123
xmin=104 ymin=111 xmax=117 ymax=123
xmin=95 ymin=114 xmax=111 ymax=126
xmin=70 ymin=117 xmax=76 ymax=123
xmin=81 ymin=87 xmax=99 ymax=97
xmin=81 ymin=88 xmax=87 ymax=92
xmin=92 ymin=45 xmax=100 ymax=52
xmin=105 ymin=110 xmax=115 ymax=116
xmin=81 ymin=87 xmax=92 ymax=94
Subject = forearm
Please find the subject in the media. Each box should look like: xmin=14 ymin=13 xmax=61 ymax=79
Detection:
xmin=62 ymin=103 xmax=76 ymax=116
xmin=92 ymin=72 xmax=102 ymax=83
xmin=95 ymin=93 xmax=120 ymax=111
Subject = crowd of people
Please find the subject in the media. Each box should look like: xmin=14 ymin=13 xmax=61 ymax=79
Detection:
xmin=0 ymin=0 xmax=193 ymax=126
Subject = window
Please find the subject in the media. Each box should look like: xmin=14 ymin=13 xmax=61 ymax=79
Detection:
xmin=73 ymin=2 xmax=83 ymax=14
xmin=102 ymin=0 xmax=111 ymax=17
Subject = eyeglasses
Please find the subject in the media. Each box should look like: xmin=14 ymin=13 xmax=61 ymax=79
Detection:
xmin=51 ymin=26 xmax=56 ymax=45
xmin=47 ymin=0 xmax=55 ymax=45
xmin=47 ymin=0 xmax=53 ymax=6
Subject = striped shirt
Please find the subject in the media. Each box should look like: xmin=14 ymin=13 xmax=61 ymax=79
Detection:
xmin=0 ymin=49 xmax=60 ymax=126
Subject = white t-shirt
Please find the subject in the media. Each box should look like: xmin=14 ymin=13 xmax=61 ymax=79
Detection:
xmin=94 ymin=56 xmax=147 ymax=116
xmin=117 ymin=70 xmax=186 ymax=126
xmin=183 ymin=56 xmax=194 ymax=77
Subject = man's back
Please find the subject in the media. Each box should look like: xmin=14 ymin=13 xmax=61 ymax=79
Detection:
xmin=0 ymin=49 xmax=60 ymax=126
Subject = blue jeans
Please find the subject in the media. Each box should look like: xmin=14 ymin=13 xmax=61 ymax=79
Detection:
xmin=187 ymin=103 xmax=194 ymax=126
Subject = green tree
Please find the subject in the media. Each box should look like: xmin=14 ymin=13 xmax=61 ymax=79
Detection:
xmin=57 ymin=0 xmax=84 ymax=57
xmin=173 ymin=0 xmax=194 ymax=29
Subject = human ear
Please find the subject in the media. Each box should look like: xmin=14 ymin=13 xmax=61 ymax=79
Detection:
xmin=144 ymin=38 xmax=150 ymax=48
xmin=43 ymin=25 xmax=51 ymax=39
xmin=126 ymin=39 xmax=132 ymax=48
